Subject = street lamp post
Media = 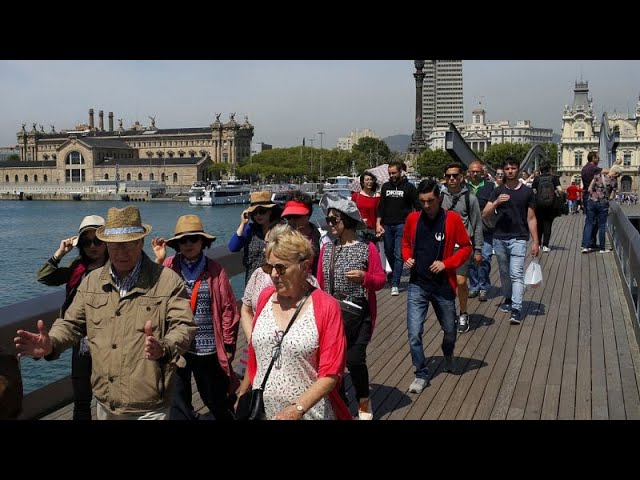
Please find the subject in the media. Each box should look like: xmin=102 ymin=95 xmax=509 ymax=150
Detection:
xmin=318 ymin=131 xmax=324 ymax=180
xmin=308 ymin=138 xmax=315 ymax=179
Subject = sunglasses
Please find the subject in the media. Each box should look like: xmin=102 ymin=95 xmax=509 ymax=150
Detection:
xmin=178 ymin=235 xmax=202 ymax=245
xmin=253 ymin=207 xmax=270 ymax=215
xmin=325 ymin=216 xmax=343 ymax=226
xmin=283 ymin=214 xmax=304 ymax=220
xmin=79 ymin=237 xmax=104 ymax=248
xmin=445 ymin=173 xmax=460 ymax=179
xmin=262 ymin=262 xmax=296 ymax=276
xmin=495 ymin=173 xmax=505 ymax=177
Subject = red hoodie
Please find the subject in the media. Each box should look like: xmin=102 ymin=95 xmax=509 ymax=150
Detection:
xmin=401 ymin=209 xmax=472 ymax=294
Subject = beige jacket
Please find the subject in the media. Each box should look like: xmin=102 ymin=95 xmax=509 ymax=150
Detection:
xmin=47 ymin=253 xmax=196 ymax=415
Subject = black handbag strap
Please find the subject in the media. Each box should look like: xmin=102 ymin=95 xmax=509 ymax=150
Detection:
xmin=259 ymin=288 xmax=313 ymax=390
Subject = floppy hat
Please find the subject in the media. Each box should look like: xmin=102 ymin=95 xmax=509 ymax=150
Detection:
xmin=166 ymin=214 xmax=217 ymax=250
xmin=281 ymin=200 xmax=311 ymax=217
xmin=95 ymin=206 xmax=152 ymax=243
xmin=319 ymin=192 xmax=367 ymax=230
xmin=246 ymin=190 xmax=276 ymax=213
xmin=72 ymin=215 xmax=105 ymax=247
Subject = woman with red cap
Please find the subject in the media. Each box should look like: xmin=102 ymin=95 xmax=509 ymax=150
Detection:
xmin=281 ymin=190 xmax=321 ymax=273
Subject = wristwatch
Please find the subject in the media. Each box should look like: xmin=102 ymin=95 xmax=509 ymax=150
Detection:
xmin=292 ymin=402 xmax=306 ymax=414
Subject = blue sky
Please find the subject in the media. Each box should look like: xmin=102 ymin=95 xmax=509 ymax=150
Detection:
xmin=1 ymin=60 xmax=639 ymax=149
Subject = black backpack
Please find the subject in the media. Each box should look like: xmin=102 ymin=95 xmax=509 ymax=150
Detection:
xmin=536 ymin=176 xmax=556 ymax=208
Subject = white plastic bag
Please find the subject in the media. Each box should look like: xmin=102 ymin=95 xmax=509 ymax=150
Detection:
xmin=378 ymin=240 xmax=392 ymax=274
xmin=524 ymin=257 xmax=543 ymax=288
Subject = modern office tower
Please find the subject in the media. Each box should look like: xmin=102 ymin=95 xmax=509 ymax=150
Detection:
xmin=422 ymin=60 xmax=464 ymax=137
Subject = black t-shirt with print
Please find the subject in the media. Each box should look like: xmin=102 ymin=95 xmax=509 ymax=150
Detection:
xmin=489 ymin=184 xmax=535 ymax=240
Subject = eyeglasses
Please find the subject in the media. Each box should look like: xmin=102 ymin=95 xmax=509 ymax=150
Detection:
xmin=495 ymin=173 xmax=505 ymax=177
xmin=272 ymin=330 xmax=285 ymax=369
xmin=79 ymin=237 xmax=104 ymax=248
xmin=444 ymin=173 xmax=460 ymax=179
xmin=178 ymin=235 xmax=202 ymax=245
xmin=262 ymin=262 xmax=296 ymax=276
xmin=325 ymin=216 xmax=342 ymax=226
xmin=253 ymin=207 xmax=269 ymax=215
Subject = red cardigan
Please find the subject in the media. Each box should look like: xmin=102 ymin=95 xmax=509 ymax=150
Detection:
xmin=247 ymin=286 xmax=352 ymax=420
xmin=317 ymin=241 xmax=386 ymax=334
xmin=401 ymin=209 xmax=472 ymax=294
xmin=164 ymin=255 xmax=240 ymax=394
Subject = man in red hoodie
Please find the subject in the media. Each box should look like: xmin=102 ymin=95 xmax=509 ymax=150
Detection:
xmin=401 ymin=179 xmax=472 ymax=394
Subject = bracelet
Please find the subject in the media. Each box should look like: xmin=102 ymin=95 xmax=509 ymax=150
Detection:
xmin=50 ymin=255 xmax=60 ymax=264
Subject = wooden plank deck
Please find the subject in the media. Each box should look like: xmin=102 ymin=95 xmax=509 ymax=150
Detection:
xmin=43 ymin=213 xmax=640 ymax=420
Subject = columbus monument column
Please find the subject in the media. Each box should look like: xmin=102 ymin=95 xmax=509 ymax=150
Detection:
xmin=407 ymin=60 xmax=427 ymax=170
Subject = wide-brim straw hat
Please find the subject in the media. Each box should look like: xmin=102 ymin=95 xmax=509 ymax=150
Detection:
xmin=166 ymin=214 xmax=217 ymax=250
xmin=72 ymin=215 xmax=105 ymax=247
xmin=246 ymin=190 xmax=276 ymax=213
xmin=319 ymin=192 xmax=367 ymax=230
xmin=95 ymin=206 xmax=152 ymax=243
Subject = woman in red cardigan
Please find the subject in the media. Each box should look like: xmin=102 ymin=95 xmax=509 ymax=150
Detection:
xmin=152 ymin=215 xmax=239 ymax=420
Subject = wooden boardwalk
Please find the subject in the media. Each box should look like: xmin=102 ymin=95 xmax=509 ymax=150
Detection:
xmin=43 ymin=213 xmax=640 ymax=420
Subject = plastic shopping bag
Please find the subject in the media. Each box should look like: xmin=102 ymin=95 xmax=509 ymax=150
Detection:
xmin=378 ymin=240 xmax=392 ymax=274
xmin=524 ymin=257 xmax=543 ymax=288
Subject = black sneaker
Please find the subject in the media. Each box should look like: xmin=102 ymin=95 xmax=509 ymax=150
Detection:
xmin=510 ymin=309 xmax=522 ymax=325
xmin=478 ymin=290 xmax=488 ymax=302
xmin=500 ymin=299 xmax=512 ymax=313
xmin=444 ymin=355 xmax=456 ymax=373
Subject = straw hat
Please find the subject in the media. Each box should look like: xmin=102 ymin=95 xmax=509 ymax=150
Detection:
xmin=95 ymin=206 xmax=152 ymax=243
xmin=246 ymin=190 xmax=276 ymax=213
xmin=72 ymin=215 xmax=105 ymax=247
xmin=166 ymin=214 xmax=217 ymax=250
xmin=319 ymin=192 xmax=367 ymax=230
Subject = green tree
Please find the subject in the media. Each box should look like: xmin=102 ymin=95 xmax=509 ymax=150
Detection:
xmin=7 ymin=154 xmax=19 ymax=162
xmin=416 ymin=149 xmax=454 ymax=178
xmin=481 ymin=143 xmax=531 ymax=170
xmin=208 ymin=162 xmax=232 ymax=180
xmin=352 ymin=137 xmax=391 ymax=165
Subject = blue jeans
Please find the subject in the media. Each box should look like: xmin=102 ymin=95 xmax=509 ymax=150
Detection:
xmin=406 ymin=283 xmax=457 ymax=380
xmin=468 ymin=232 xmax=493 ymax=292
xmin=383 ymin=223 xmax=405 ymax=288
xmin=493 ymin=238 xmax=527 ymax=312
xmin=582 ymin=200 xmax=609 ymax=250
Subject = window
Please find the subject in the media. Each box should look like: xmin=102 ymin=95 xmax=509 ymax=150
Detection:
xmin=14 ymin=175 xmax=18 ymax=183
xmin=104 ymin=173 xmax=109 ymax=180
xmin=173 ymin=173 xmax=178 ymax=183
xmin=149 ymin=173 xmax=154 ymax=181
xmin=576 ymin=131 xmax=584 ymax=138
xmin=34 ymin=174 xmax=38 ymax=183
xmin=138 ymin=173 xmax=142 ymax=181
xmin=624 ymin=153 xmax=631 ymax=166
xmin=44 ymin=174 xmax=48 ymax=182
xmin=574 ymin=151 xmax=583 ymax=167
xmin=4 ymin=175 xmax=8 ymax=182
xmin=24 ymin=175 xmax=28 ymax=182
xmin=126 ymin=173 xmax=131 ymax=181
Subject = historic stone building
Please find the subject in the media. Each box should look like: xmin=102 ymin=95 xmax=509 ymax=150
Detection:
xmin=1 ymin=109 xmax=254 ymax=190
xmin=559 ymin=81 xmax=639 ymax=191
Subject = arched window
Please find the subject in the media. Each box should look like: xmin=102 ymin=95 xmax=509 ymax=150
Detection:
xmin=44 ymin=174 xmax=48 ymax=182
xmin=34 ymin=174 xmax=38 ymax=183
xmin=126 ymin=173 xmax=131 ymax=181
xmin=104 ymin=173 xmax=109 ymax=180
xmin=138 ymin=173 xmax=143 ymax=181
xmin=161 ymin=173 xmax=166 ymax=182
xmin=621 ymin=175 xmax=632 ymax=193
xmin=4 ymin=175 xmax=8 ymax=182
xmin=24 ymin=174 xmax=28 ymax=182
xmin=65 ymin=151 xmax=86 ymax=182
xmin=149 ymin=173 xmax=154 ymax=181
xmin=173 ymin=173 xmax=178 ymax=183
xmin=14 ymin=175 xmax=18 ymax=183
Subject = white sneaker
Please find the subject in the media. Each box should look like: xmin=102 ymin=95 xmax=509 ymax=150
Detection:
xmin=409 ymin=377 xmax=428 ymax=394
xmin=391 ymin=287 xmax=399 ymax=296
xmin=600 ymin=249 xmax=611 ymax=254
xmin=542 ymin=246 xmax=550 ymax=252
xmin=581 ymin=247 xmax=590 ymax=253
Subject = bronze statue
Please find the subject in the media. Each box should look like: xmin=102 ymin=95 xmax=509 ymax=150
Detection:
xmin=229 ymin=112 xmax=236 ymax=121
xmin=148 ymin=115 xmax=156 ymax=128
xmin=215 ymin=113 xmax=221 ymax=122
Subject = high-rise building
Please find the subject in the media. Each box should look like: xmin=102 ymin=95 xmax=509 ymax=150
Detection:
xmin=421 ymin=60 xmax=464 ymax=137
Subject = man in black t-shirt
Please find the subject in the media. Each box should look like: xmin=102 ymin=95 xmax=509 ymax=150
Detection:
xmin=483 ymin=157 xmax=539 ymax=325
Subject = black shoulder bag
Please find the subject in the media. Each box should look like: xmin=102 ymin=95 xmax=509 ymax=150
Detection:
xmin=235 ymin=289 xmax=312 ymax=420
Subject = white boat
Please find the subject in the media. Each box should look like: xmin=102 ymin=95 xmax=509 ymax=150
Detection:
xmin=188 ymin=181 xmax=207 ymax=196
xmin=189 ymin=179 xmax=251 ymax=206
xmin=320 ymin=175 xmax=356 ymax=199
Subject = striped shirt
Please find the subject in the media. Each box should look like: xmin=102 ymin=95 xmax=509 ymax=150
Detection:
xmin=110 ymin=257 xmax=143 ymax=297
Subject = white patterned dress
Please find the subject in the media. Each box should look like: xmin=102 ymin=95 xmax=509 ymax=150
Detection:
xmin=251 ymin=295 xmax=336 ymax=420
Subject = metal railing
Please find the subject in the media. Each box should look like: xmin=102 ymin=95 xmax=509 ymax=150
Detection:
xmin=608 ymin=202 xmax=640 ymax=335
xmin=0 ymin=245 xmax=245 ymax=419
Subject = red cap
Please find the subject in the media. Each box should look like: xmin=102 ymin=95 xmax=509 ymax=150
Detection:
xmin=282 ymin=200 xmax=310 ymax=217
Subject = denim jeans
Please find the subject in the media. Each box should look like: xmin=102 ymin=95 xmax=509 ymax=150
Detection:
xmin=468 ymin=232 xmax=493 ymax=292
xmin=383 ymin=223 xmax=405 ymax=288
xmin=493 ymin=238 xmax=527 ymax=312
xmin=406 ymin=283 xmax=457 ymax=380
xmin=581 ymin=198 xmax=599 ymax=248
xmin=582 ymin=200 xmax=609 ymax=250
